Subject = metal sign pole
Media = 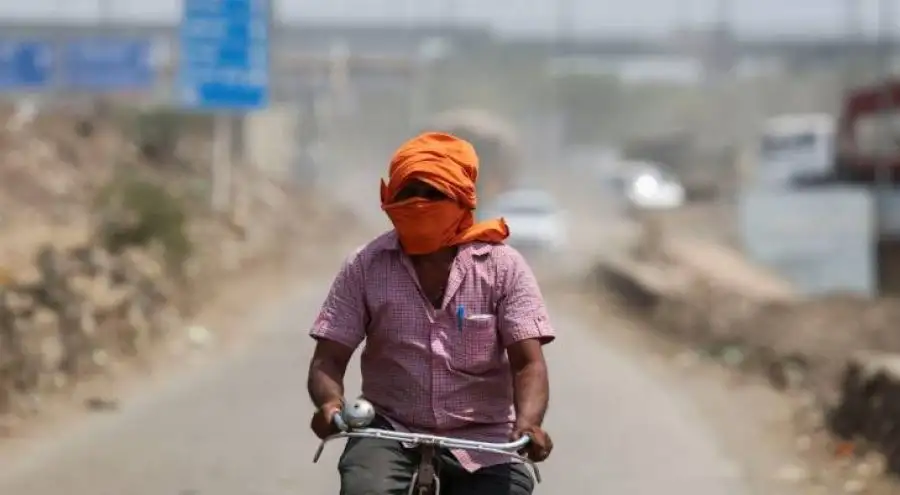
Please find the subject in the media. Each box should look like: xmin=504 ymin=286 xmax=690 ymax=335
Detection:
xmin=180 ymin=0 xmax=271 ymax=211
xmin=212 ymin=113 xmax=233 ymax=212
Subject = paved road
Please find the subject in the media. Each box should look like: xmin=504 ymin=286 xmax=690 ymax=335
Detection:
xmin=0 ymin=278 xmax=753 ymax=495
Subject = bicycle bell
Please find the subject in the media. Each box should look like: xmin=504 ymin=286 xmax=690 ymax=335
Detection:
xmin=341 ymin=398 xmax=375 ymax=428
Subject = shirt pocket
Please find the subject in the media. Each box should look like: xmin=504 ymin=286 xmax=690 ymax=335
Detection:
xmin=450 ymin=315 xmax=501 ymax=375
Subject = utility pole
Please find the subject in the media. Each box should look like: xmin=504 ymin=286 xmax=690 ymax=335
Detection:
xmin=709 ymin=0 xmax=734 ymax=150
xmin=555 ymin=0 xmax=574 ymax=39
xmin=97 ymin=0 xmax=112 ymax=28
xmin=441 ymin=0 xmax=457 ymax=26
xmin=876 ymin=0 xmax=895 ymax=192
xmin=872 ymin=0 xmax=896 ymax=295
xmin=553 ymin=0 xmax=575 ymax=150
xmin=552 ymin=0 xmax=575 ymax=76
xmin=843 ymin=0 xmax=865 ymax=89
xmin=707 ymin=0 xmax=733 ymax=82
xmin=878 ymin=0 xmax=895 ymax=89
xmin=714 ymin=0 xmax=729 ymax=28
xmin=407 ymin=0 xmax=424 ymax=131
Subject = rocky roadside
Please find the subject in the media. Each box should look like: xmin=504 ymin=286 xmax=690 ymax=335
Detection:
xmin=595 ymin=231 xmax=900 ymax=494
xmin=0 ymin=101 xmax=369 ymax=449
xmin=0 ymin=223 xmax=362 ymax=453
xmin=0 ymin=244 xmax=178 ymax=421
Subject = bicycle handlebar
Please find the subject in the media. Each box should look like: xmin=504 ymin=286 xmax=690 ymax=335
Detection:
xmin=312 ymin=400 xmax=542 ymax=483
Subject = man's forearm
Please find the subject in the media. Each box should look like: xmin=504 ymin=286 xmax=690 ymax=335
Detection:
xmin=307 ymin=358 xmax=346 ymax=409
xmin=512 ymin=360 xmax=549 ymax=427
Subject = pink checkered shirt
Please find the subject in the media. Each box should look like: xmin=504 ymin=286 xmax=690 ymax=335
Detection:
xmin=310 ymin=230 xmax=555 ymax=472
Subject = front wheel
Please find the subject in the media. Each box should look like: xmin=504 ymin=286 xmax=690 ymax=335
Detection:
xmin=408 ymin=471 xmax=439 ymax=495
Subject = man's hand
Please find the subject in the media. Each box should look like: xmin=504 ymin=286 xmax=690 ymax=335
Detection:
xmin=310 ymin=399 xmax=344 ymax=440
xmin=511 ymin=423 xmax=553 ymax=462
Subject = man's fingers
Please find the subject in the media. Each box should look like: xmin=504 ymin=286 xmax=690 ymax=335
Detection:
xmin=533 ymin=450 xmax=550 ymax=462
xmin=513 ymin=427 xmax=552 ymax=460
xmin=310 ymin=408 xmax=342 ymax=439
xmin=529 ymin=443 xmax=551 ymax=462
xmin=528 ymin=432 xmax=552 ymax=462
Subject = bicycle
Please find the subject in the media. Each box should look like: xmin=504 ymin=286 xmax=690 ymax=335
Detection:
xmin=313 ymin=398 xmax=543 ymax=495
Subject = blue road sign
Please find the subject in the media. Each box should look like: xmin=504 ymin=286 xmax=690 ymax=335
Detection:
xmin=0 ymin=40 xmax=53 ymax=90
xmin=178 ymin=0 xmax=270 ymax=110
xmin=59 ymin=38 xmax=154 ymax=91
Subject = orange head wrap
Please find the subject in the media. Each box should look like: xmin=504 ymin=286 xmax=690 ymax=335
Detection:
xmin=380 ymin=132 xmax=509 ymax=255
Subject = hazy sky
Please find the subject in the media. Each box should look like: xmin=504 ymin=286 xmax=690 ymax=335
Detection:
xmin=2 ymin=0 xmax=898 ymax=38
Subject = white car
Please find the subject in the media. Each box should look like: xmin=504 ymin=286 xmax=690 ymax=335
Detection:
xmin=610 ymin=161 xmax=686 ymax=210
xmin=482 ymin=189 xmax=568 ymax=255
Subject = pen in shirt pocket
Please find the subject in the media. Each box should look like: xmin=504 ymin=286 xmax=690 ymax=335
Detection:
xmin=456 ymin=304 xmax=465 ymax=333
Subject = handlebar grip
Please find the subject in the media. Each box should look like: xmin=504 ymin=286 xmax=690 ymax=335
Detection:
xmin=332 ymin=411 xmax=348 ymax=432
xmin=513 ymin=434 xmax=531 ymax=449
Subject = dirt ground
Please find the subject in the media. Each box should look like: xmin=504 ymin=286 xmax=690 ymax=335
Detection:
xmin=557 ymin=285 xmax=900 ymax=495
xmin=0 ymin=235 xmax=355 ymax=456
xmin=587 ymin=199 xmax=900 ymax=494
xmin=1 ymin=248 xmax=893 ymax=494
xmin=2 ymin=183 xmax=895 ymax=494
xmin=0 ymin=262 xmax=831 ymax=494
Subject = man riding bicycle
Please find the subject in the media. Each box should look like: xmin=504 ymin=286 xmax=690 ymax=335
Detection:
xmin=307 ymin=132 xmax=555 ymax=495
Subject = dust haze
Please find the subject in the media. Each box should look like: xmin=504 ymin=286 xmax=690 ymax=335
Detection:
xmin=3 ymin=5 xmax=900 ymax=495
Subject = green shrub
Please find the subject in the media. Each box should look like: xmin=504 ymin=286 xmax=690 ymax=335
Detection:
xmin=121 ymin=108 xmax=211 ymax=165
xmin=94 ymin=172 xmax=192 ymax=274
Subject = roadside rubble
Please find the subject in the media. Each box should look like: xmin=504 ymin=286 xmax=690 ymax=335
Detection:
xmin=0 ymin=102 xmax=358 ymax=434
xmin=596 ymin=218 xmax=900 ymax=492
xmin=830 ymin=352 xmax=900 ymax=476
xmin=0 ymin=243 xmax=177 ymax=417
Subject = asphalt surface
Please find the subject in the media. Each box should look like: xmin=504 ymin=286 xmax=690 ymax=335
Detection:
xmin=0 ymin=274 xmax=755 ymax=495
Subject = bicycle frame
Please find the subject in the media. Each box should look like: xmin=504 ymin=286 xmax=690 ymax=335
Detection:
xmin=312 ymin=402 xmax=542 ymax=495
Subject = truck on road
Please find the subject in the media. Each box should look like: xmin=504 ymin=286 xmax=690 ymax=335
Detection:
xmin=834 ymin=78 xmax=900 ymax=184
xmin=425 ymin=109 xmax=518 ymax=218
xmin=753 ymin=112 xmax=836 ymax=187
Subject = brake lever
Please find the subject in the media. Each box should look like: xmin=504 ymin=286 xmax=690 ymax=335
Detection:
xmin=313 ymin=412 xmax=352 ymax=463
xmin=333 ymin=412 xmax=349 ymax=432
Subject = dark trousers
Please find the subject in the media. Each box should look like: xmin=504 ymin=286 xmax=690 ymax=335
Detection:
xmin=338 ymin=418 xmax=535 ymax=495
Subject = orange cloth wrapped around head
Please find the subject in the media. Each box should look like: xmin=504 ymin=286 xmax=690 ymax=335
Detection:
xmin=381 ymin=132 xmax=509 ymax=255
